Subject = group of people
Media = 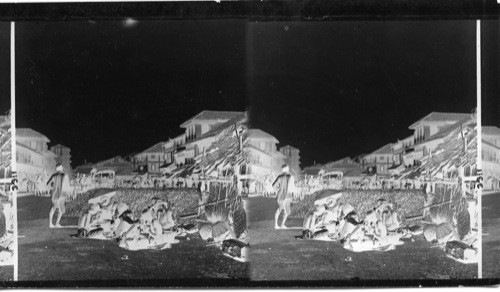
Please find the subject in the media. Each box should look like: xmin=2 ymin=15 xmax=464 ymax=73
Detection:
xmin=75 ymin=193 xmax=190 ymax=250
xmin=301 ymin=196 xmax=405 ymax=252
xmin=45 ymin=163 xmax=248 ymax=259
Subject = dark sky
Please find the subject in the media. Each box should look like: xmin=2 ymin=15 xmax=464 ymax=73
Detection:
xmin=5 ymin=19 xmax=499 ymax=167
xmin=0 ymin=22 xmax=11 ymax=114
xmin=249 ymin=20 xmax=498 ymax=166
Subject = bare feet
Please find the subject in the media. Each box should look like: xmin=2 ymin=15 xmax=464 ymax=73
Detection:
xmin=49 ymin=224 xmax=55 ymax=228
xmin=274 ymin=225 xmax=281 ymax=229
xmin=55 ymin=224 xmax=62 ymax=228
xmin=281 ymin=225 xmax=289 ymax=229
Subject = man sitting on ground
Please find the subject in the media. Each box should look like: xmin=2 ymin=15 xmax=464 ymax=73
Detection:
xmin=119 ymin=201 xmax=180 ymax=250
xmin=77 ymin=203 xmax=105 ymax=239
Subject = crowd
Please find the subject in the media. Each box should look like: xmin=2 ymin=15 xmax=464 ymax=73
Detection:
xmin=300 ymin=194 xmax=412 ymax=252
xmin=74 ymin=192 xmax=194 ymax=250
xmin=73 ymin=190 xmax=248 ymax=261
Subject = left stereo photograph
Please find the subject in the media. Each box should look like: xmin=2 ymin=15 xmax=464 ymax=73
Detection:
xmin=0 ymin=113 xmax=15 ymax=280
xmin=10 ymin=19 xmax=250 ymax=285
xmin=0 ymin=20 xmax=16 ymax=282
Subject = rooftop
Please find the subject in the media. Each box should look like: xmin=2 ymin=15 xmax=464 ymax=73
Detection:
xmin=280 ymin=145 xmax=299 ymax=150
xmin=16 ymin=128 xmax=50 ymax=142
xmin=302 ymin=164 xmax=323 ymax=176
xmin=51 ymin=144 xmax=70 ymax=150
xmin=245 ymin=129 xmax=279 ymax=143
xmin=370 ymin=143 xmax=393 ymax=155
xmin=180 ymin=110 xmax=246 ymax=127
xmin=409 ymin=112 xmax=472 ymax=129
xmin=185 ymin=114 xmax=247 ymax=144
xmin=139 ymin=142 xmax=165 ymax=154
xmin=74 ymin=164 xmax=94 ymax=174
xmin=324 ymin=157 xmax=356 ymax=166
xmin=16 ymin=141 xmax=43 ymax=155
xmin=416 ymin=116 xmax=474 ymax=145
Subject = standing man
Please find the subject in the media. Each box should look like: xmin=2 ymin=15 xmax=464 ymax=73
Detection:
xmin=47 ymin=163 xmax=71 ymax=228
xmin=273 ymin=164 xmax=295 ymax=229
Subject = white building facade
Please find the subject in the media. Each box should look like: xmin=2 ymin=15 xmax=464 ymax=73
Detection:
xmin=16 ymin=128 xmax=58 ymax=192
xmin=482 ymin=126 xmax=500 ymax=190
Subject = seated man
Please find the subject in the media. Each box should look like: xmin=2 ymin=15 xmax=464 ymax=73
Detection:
xmin=374 ymin=199 xmax=401 ymax=232
xmin=339 ymin=211 xmax=364 ymax=240
xmin=119 ymin=209 xmax=179 ymax=250
xmin=363 ymin=210 xmax=387 ymax=240
xmin=344 ymin=210 xmax=403 ymax=252
xmin=303 ymin=203 xmax=326 ymax=234
xmin=151 ymin=201 xmax=178 ymax=230
xmin=77 ymin=203 xmax=106 ymax=239
xmin=114 ymin=203 xmax=137 ymax=239
xmin=157 ymin=206 xmax=174 ymax=230
xmin=339 ymin=203 xmax=354 ymax=220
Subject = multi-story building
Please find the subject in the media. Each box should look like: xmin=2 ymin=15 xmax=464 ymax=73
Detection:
xmin=161 ymin=134 xmax=186 ymax=169
xmin=91 ymin=156 xmax=135 ymax=180
xmin=240 ymin=129 xmax=286 ymax=194
xmin=134 ymin=142 xmax=166 ymax=176
xmin=362 ymin=143 xmax=394 ymax=176
xmin=482 ymin=126 xmax=500 ymax=190
xmin=16 ymin=128 xmax=58 ymax=192
xmin=93 ymin=156 xmax=128 ymax=168
xmin=160 ymin=111 xmax=246 ymax=175
xmin=0 ymin=115 xmax=11 ymax=178
xmin=408 ymin=112 xmax=472 ymax=163
xmin=242 ymin=129 xmax=285 ymax=177
xmin=322 ymin=156 xmax=365 ymax=180
xmin=159 ymin=110 xmax=293 ymax=194
xmin=391 ymin=135 xmax=414 ymax=167
xmin=50 ymin=144 xmax=72 ymax=175
xmin=179 ymin=110 xmax=246 ymax=166
xmin=279 ymin=145 xmax=301 ymax=179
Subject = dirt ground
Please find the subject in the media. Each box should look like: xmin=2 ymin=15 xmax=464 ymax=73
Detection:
xmin=4 ymin=192 xmax=499 ymax=286
xmin=16 ymin=195 xmax=249 ymax=285
xmin=481 ymin=192 xmax=500 ymax=279
xmin=247 ymin=196 xmax=480 ymax=283
xmin=0 ymin=265 xmax=13 ymax=282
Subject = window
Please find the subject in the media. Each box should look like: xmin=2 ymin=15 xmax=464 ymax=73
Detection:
xmin=150 ymin=154 xmax=156 ymax=160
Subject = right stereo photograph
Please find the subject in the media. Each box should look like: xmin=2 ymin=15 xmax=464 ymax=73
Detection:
xmin=246 ymin=19 xmax=499 ymax=283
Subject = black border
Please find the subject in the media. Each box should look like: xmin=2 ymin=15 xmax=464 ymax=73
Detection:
xmin=0 ymin=0 xmax=498 ymax=22
xmin=1 ymin=278 xmax=500 ymax=288
xmin=2 ymin=0 xmax=500 ymax=288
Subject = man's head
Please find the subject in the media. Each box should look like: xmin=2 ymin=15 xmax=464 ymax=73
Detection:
xmin=89 ymin=203 xmax=101 ymax=214
xmin=115 ymin=203 xmax=129 ymax=217
xmin=281 ymin=164 xmax=290 ymax=173
xmin=56 ymin=163 xmax=64 ymax=172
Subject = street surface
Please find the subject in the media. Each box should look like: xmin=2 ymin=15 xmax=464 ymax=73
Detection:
xmin=482 ymin=192 xmax=500 ymax=279
xmin=247 ymin=196 xmax=479 ymax=282
xmin=16 ymin=195 xmax=248 ymax=285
